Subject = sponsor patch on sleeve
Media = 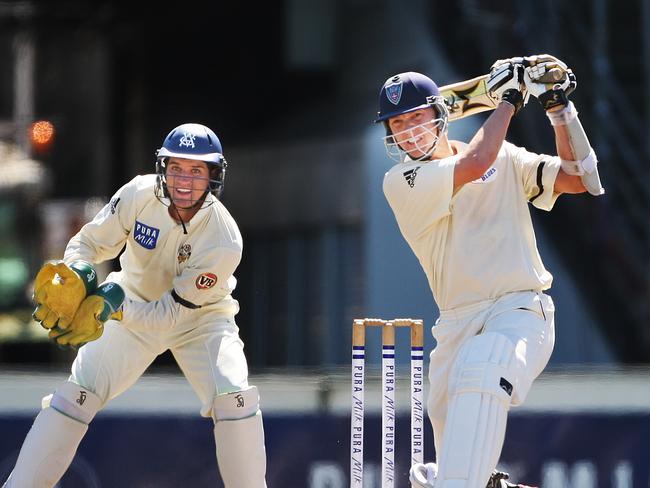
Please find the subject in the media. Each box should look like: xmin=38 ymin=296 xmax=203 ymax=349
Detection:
xmin=195 ymin=272 xmax=218 ymax=289
xmin=109 ymin=197 xmax=120 ymax=214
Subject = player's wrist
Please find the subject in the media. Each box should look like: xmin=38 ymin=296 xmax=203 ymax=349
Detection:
xmin=538 ymin=88 xmax=569 ymax=112
xmin=93 ymin=282 xmax=125 ymax=322
xmin=69 ymin=260 xmax=98 ymax=296
xmin=500 ymin=89 xmax=523 ymax=115
xmin=546 ymin=101 xmax=578 ymax=126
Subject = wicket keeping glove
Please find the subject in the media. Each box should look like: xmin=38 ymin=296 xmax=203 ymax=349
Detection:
xmin=33 ymin=260 xmax=98 ymax=329
xmin=49 ymin=282 xmax=125 ymax=347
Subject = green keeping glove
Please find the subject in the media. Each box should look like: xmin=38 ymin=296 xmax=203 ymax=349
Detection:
xmin=33 ymin=260 xmax=98 ymax=329
xmin=49 ymin=282 xmax=125 ymax=347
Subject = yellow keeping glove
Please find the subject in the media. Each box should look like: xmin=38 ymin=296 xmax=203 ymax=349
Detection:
xmin=49 ymin=282 xmax=125 ymax=348
xmin=33 ymin=261 xmax=98 ymax=329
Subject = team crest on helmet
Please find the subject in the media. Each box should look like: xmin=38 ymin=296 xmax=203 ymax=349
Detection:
xmin=195 ymin=272 xmax=217 ymax=289
xmin=177 ymin=243 xmax=192 ymax=264
xmin=386 ymin=82 xmax=403 ymax=105
xmin=179 ymin=132 xmax=196 ymax=148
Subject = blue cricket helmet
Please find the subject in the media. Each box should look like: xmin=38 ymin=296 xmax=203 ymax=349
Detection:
xmin=155 ymin=123 xmax=227 ymax=199
xmin=157 ymin=123 xmax=225 ymax=163
xmin=375 ymin=72 xmax=446 ymax=123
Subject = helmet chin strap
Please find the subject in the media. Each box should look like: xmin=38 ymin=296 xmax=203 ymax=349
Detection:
xmin=403 ymin=140 xmax=436 ymax=162
xmin=171 ymin=203 xmax=188 ymax=235
xmin=170 ymin=191 xmax=210 ymax=235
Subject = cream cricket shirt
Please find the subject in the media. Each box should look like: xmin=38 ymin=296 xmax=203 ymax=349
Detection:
xmin=64 ymin=174 xmax=242 ymax=325
xmin=383 ymin=141 xmax=562 ymax=311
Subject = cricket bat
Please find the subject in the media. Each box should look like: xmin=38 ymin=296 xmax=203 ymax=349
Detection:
xmin=440 ymin=64 xmax=569 ymax=122
xmin=440 ymin=75 xmax=495 ymax=122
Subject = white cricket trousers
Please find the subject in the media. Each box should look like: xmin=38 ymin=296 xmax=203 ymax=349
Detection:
xmin=427 ymin=290 xmax=555 ymax=481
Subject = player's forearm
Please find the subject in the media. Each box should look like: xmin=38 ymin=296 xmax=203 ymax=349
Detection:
xmin=453 ymin=103 xmax=513 ymax=188
xmin=121 ymin=291 xmax=181 ymax=329
xmin=547 ymin=102 xmax=604 ymax=196
xmin=461 ymin=103 xmax=513 ymax=170
xmin=64 ymin=220 xmax=128 ymax=265
xmin=63 ymin=233 xmax=101 ymax=266
xmin=552 ymin=123 xmax=575 ymax=161
xmin=551 ymin=123 xmax=587 ymax=193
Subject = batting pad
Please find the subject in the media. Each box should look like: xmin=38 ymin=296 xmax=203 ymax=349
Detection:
xmin=436 ymin=333 xmax=516 ymax=488
xmin=214 ymin=411 xmax=267 ymax=488
xmin=4 ymin=407 xmax=88 ymax=487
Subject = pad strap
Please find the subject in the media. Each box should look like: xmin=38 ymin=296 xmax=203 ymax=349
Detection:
xmin=45 ymin=381 xmax=102 ymax=424
xmin=561 ymin=148 xmax=598 ymax=176
xmin=212 ymin=386 xmax=260 ymax=421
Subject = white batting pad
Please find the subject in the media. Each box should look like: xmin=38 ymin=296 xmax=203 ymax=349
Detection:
xmin=436 ymin=333 xmax=516 ymax=488
xmin=3 ymin=407 xmax=88 ymax=488
xmin=214 ymin=411 xmax=267 ymax=488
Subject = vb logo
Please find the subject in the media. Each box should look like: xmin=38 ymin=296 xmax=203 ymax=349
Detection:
xmin=195 ymin=272 xmax=217 ymax=289
xmin=76 ymin=391 xmax=87 ymax=406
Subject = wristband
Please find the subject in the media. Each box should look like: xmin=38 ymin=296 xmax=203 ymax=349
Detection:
xmin=69 ymin=261 xmax=98 ymax=296
xmin=546 ymin=101 xmax=578 ymax=126
xmin=94 ymin=282 xmax=125 ymax=322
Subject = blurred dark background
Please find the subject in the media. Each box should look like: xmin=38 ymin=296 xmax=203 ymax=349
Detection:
xmin=0 ymin=0 xmax=648 ymax=368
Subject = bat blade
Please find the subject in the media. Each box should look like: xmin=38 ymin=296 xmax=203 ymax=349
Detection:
xmin=439 ymin=75 xmax=496 ymax=122
xmin=440 ymin=67 xmax=569 ymax=122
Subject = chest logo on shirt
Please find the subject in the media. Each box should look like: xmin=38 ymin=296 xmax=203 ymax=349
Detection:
xmin=403 ymin=166 xmax=421 ymax=188
xmin=471 ymin=166 xmax=498 ymax=184
xmin=196 ymin=272 xmax=217 ymax=290
xmin=133 ymin=220 xmax=160 ymax=250
xmin=177 ymin=243 xmax=192 ymax=264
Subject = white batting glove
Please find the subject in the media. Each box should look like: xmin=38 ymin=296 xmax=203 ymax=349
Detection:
xmin=492 ymin=54 xmax=567 ymax=72
xmin=486 ymin=61 xmax=527 ymax=114
xmin=525 ymin=66 xmax=577 ymax=111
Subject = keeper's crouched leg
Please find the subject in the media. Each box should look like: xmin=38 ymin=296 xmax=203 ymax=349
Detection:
xmin=212 ymin=385 xmax=267 ymax=488
xmin=3 ymin=381 xmax=102 ymax=488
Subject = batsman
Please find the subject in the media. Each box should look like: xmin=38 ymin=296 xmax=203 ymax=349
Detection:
xmin=3 ymin=123 xmax=267 ymax=487
xmin=375 ymin=55 xmax=603 ymax=488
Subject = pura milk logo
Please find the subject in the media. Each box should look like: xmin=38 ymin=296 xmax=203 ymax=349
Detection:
xmin=134 ymin=220 xmax=160 ymax=249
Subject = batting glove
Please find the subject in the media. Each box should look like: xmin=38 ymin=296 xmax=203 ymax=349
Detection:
xmin=525 ymin=65 xmax=577 ymax=111
xmin=486 ymin=61 xmax=527 ymax=114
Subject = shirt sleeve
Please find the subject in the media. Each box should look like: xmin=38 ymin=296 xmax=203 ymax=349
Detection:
xmin=172 ymin=246 xmax=242 ymax=308
xmin=121 ymin=245 xmax=241 ymax=330
xmin=506 ymin=142 xmax=562 ymax=211
xmin=121 ymin=291 xmax=181 ymax=329
xmin=382 ymin=158 xmax=456 ymax=241
xmin=63 ymin=179 xmax=136 ymax=265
